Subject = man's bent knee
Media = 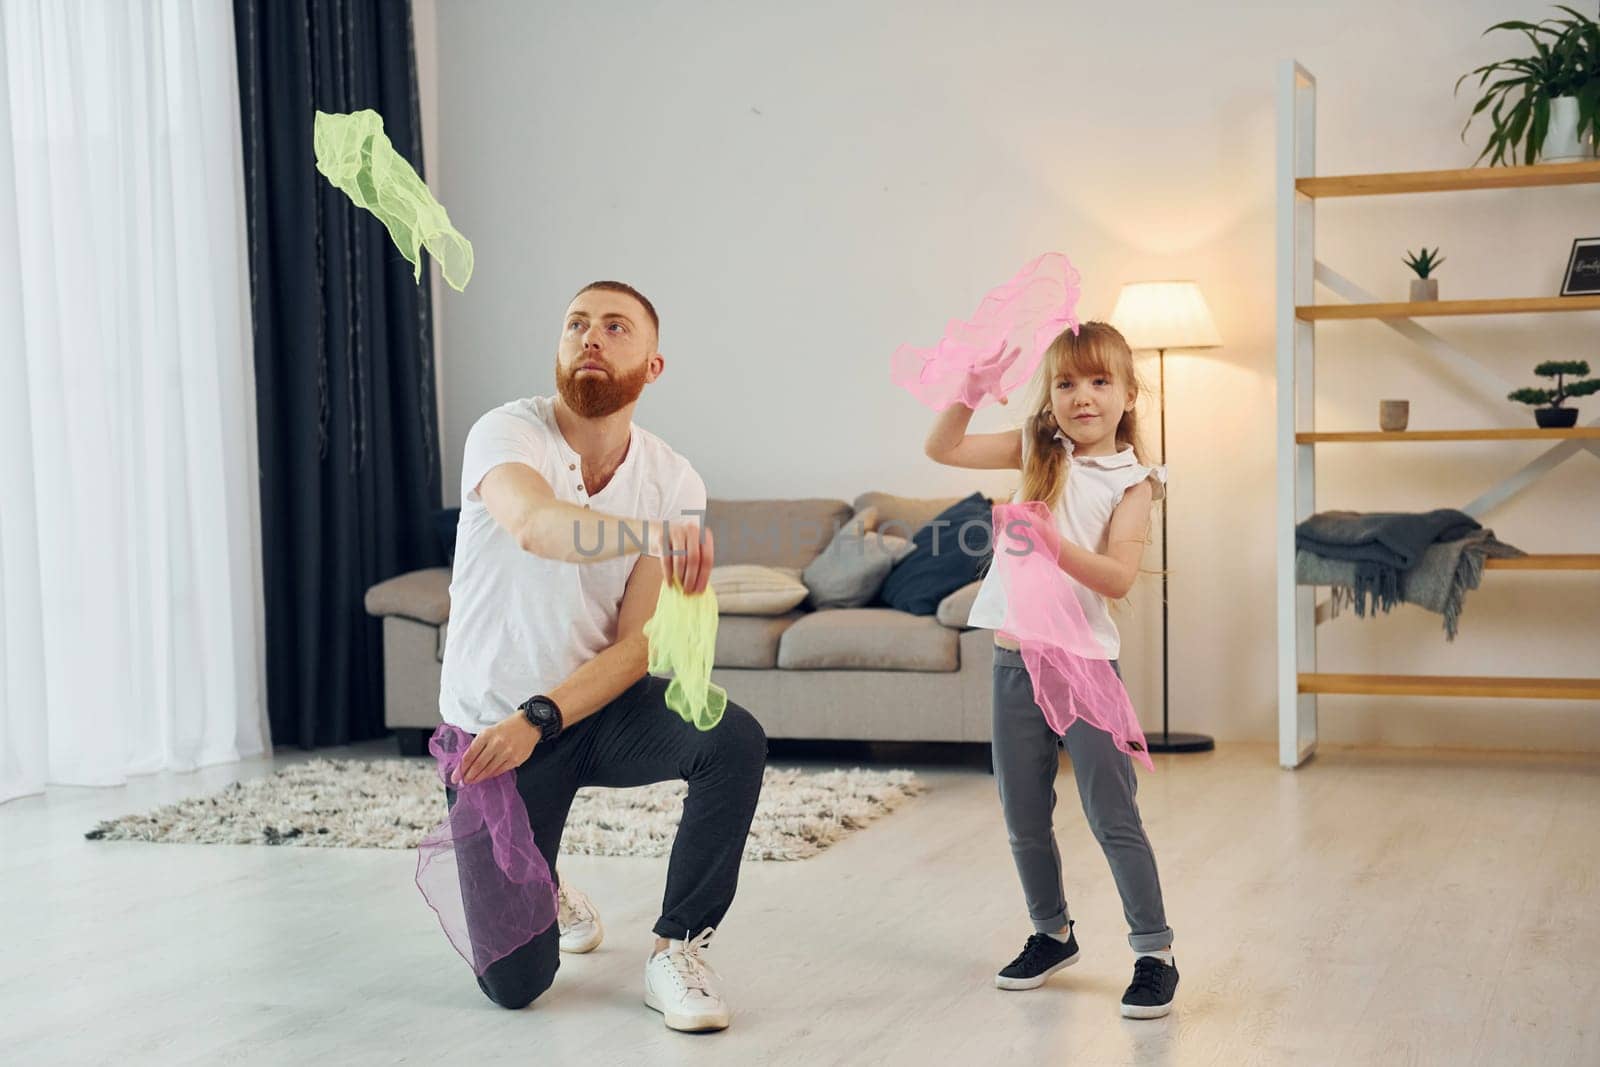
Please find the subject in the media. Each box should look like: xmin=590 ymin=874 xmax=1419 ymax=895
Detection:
xmin=717 ymin=703 xmax=768 ymax=768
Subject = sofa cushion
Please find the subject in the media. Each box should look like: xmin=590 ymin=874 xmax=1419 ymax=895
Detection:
xmin=364 ymin=566 xmax=451 ymax=625
xmin=936 ymin=579 xmax=983 ymax=629
xmin=777 ymin=608 xmax=959 ymax=671
xmin=709 ymin=565 xmax=809 ymax=615
xmin=801 ymin=507 xmax=915 ymax=610
xmin=715 ymin=612 xmax=802 ymax=668
xmin=879 ymin=492 xmax=994 ymax=616
xmin=705 ymin=498 xmax=853 ymax=570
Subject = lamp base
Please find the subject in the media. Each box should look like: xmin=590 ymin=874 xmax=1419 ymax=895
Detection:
xmin=1145 ymin=731 xmax=1215 ymax=754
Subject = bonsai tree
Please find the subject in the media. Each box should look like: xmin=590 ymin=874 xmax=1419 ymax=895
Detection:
xmin=1456 ymin=5 xmax=1600 ymax=165
xmin=1508 ymin=360 xmax=1600 ymax=426
xmin=1403 ymin=247 xmax=1445 ymax=278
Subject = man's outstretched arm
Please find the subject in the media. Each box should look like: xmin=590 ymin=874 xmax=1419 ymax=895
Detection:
xmin=478 ymin=461 xmax=657 ymax=564
xmin=477 ymin=462 xmax=711 ymax=591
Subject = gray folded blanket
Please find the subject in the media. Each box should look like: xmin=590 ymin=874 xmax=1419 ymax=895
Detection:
xmin=1296 ymin=529 xmax=1524 ymax=639
xmin=1296 ymin=508 xmax=1483 ymax=567
xmin=1294 ymin=508 xmax=1486 ymax=624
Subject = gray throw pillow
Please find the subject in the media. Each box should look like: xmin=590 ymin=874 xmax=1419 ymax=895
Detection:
xmin=935 ymin=579 xmax=983 ymax=629
xmin=802 ymin=507 xmax=915 ymax=609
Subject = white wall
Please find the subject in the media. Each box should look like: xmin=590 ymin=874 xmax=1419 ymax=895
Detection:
xmin=421 ymin=0 xmax=1600 ymax=750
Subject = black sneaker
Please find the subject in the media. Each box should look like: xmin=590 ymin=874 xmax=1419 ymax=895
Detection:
xmin=1120 ymin=955 xmax=1179 ymax=1018
xmin=995 ymin=928 xmax=1080 ymax=990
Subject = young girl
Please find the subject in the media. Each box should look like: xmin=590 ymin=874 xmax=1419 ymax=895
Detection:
xmin=924 ymin=321 xmax=1178 ymax=1019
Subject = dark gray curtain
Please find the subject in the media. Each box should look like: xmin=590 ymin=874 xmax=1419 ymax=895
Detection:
xmin=233 ymin=0 xmax=444 ymax=748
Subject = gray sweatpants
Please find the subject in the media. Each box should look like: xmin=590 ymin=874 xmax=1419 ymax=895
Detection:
xmin=992 ymin=645 xmax=1174 ymax=953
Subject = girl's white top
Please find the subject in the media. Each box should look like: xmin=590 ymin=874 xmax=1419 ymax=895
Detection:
xmin=967 ymin=433 xmax=1166 ymax=659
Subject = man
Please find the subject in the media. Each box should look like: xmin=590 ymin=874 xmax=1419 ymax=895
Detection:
xmin=439 ymin=280 xmax=767 ymax=1032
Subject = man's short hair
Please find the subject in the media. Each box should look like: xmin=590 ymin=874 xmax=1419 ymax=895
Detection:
xmin=572 ymin=280 xmax=659 ymax=335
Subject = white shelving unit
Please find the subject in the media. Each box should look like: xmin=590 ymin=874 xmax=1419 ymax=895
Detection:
xmin=1275 ymin=61 xmax=1600 ymax=769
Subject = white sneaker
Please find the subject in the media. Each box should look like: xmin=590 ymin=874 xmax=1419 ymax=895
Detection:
xmin=643 ymin=928 xmax=732 ymax=1032
xmin=557 ymin=883 xmax=604 ymax=954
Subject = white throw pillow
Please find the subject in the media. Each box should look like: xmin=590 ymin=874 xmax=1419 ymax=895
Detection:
xmin=709 ymin=565 xmax=809 ymax=616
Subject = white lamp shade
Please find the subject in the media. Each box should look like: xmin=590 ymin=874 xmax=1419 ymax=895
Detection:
xmin=1109 ymin=281 xmax=1222 ymax=351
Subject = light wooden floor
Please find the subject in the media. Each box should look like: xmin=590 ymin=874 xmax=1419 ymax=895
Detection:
xmin=3 ymin=741 xmax=1597 ymax=1066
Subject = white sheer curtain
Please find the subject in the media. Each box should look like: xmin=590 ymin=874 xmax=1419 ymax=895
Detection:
xmin=0 ymin=0 xmax=268 ymax=804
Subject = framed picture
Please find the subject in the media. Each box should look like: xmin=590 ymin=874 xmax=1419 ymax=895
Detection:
xmin=1562 ymin=237 xmax=1600 ymax=296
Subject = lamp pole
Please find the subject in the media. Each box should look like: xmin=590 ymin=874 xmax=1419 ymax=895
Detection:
xmin=1147 ymin=346 xmax=1215 ymax=754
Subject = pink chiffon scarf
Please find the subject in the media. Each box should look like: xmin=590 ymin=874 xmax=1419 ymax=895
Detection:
xmin=415 ymin=724 xmax=558 ymax=974
xmin=891 ymin=252 xmax=1081 ymax=412
xmin=993 ymin=502 xmax=1153 ymax=770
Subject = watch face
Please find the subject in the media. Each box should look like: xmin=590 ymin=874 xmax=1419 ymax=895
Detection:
xmin=524 ymin=698 xmax=557 ymax=728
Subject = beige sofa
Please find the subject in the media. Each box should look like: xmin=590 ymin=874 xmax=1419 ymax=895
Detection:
xmin=363 ymin=493 xmax=995 ymax=749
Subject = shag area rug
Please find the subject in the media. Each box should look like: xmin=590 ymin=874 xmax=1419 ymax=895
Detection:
xmin=85 ymin=759 xmax=925 ymax=861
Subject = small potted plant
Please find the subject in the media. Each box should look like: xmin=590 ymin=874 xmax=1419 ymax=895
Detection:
xmin=1508 ymin=360 xmax=1600 ymax=428
xmin=1456 ymin=5 xmax=1599 ymax=165
xmin=1404 ymin=247 xmax=1445 ymax=301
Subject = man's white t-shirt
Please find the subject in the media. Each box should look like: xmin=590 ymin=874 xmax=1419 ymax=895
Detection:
xmin=439 ymin=395 xmax=707 ymax=733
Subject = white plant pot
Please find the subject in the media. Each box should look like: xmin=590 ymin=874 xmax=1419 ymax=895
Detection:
xmin=1410 ymin=277 xmax=1438 ymax=302
xmin=1540 ymin=96 xmax=1597 ymax=163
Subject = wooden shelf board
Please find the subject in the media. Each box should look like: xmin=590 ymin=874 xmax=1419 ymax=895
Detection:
xmin=1298 ymin=296 xmax=1600 ymax=320
xmin=1484 ymin=554 xmax=1600 ymax=571
xmin=1296 ymin=160 xmax=1600 ymax=198
xmin=1299 ymin=673 xmax=1600 ymax=700
xmin=1296 ymin=428 xmax=1600 ymax=443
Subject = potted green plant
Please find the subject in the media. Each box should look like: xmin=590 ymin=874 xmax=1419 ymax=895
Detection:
xmin=1508 ymin=360 xmax=1600 ymax=427
xmin=1456 ymin=4 xmax=1600 ymax=164
xmin=1403 ymin=247 xmax=1445 ymax=301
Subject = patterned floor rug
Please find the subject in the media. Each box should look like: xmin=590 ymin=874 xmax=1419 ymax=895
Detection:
xmin=85 ymin=759 xmax=926 ymax=861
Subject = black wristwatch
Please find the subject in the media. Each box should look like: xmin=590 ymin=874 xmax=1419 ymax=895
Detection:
xmin=518 ymin=694 xmax=564 ymax=743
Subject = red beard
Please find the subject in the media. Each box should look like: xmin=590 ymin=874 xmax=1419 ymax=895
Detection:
xmin=554 ymin=358 xmax=649 ymax=418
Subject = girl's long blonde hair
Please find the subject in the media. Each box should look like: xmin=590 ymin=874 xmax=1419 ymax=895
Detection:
xmin=1018 ymin=321 xmax=1149 ymax=506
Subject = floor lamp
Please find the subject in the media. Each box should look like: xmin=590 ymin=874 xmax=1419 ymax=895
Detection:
xmin=1109 ymin=281 xmax=1221 ymax=754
